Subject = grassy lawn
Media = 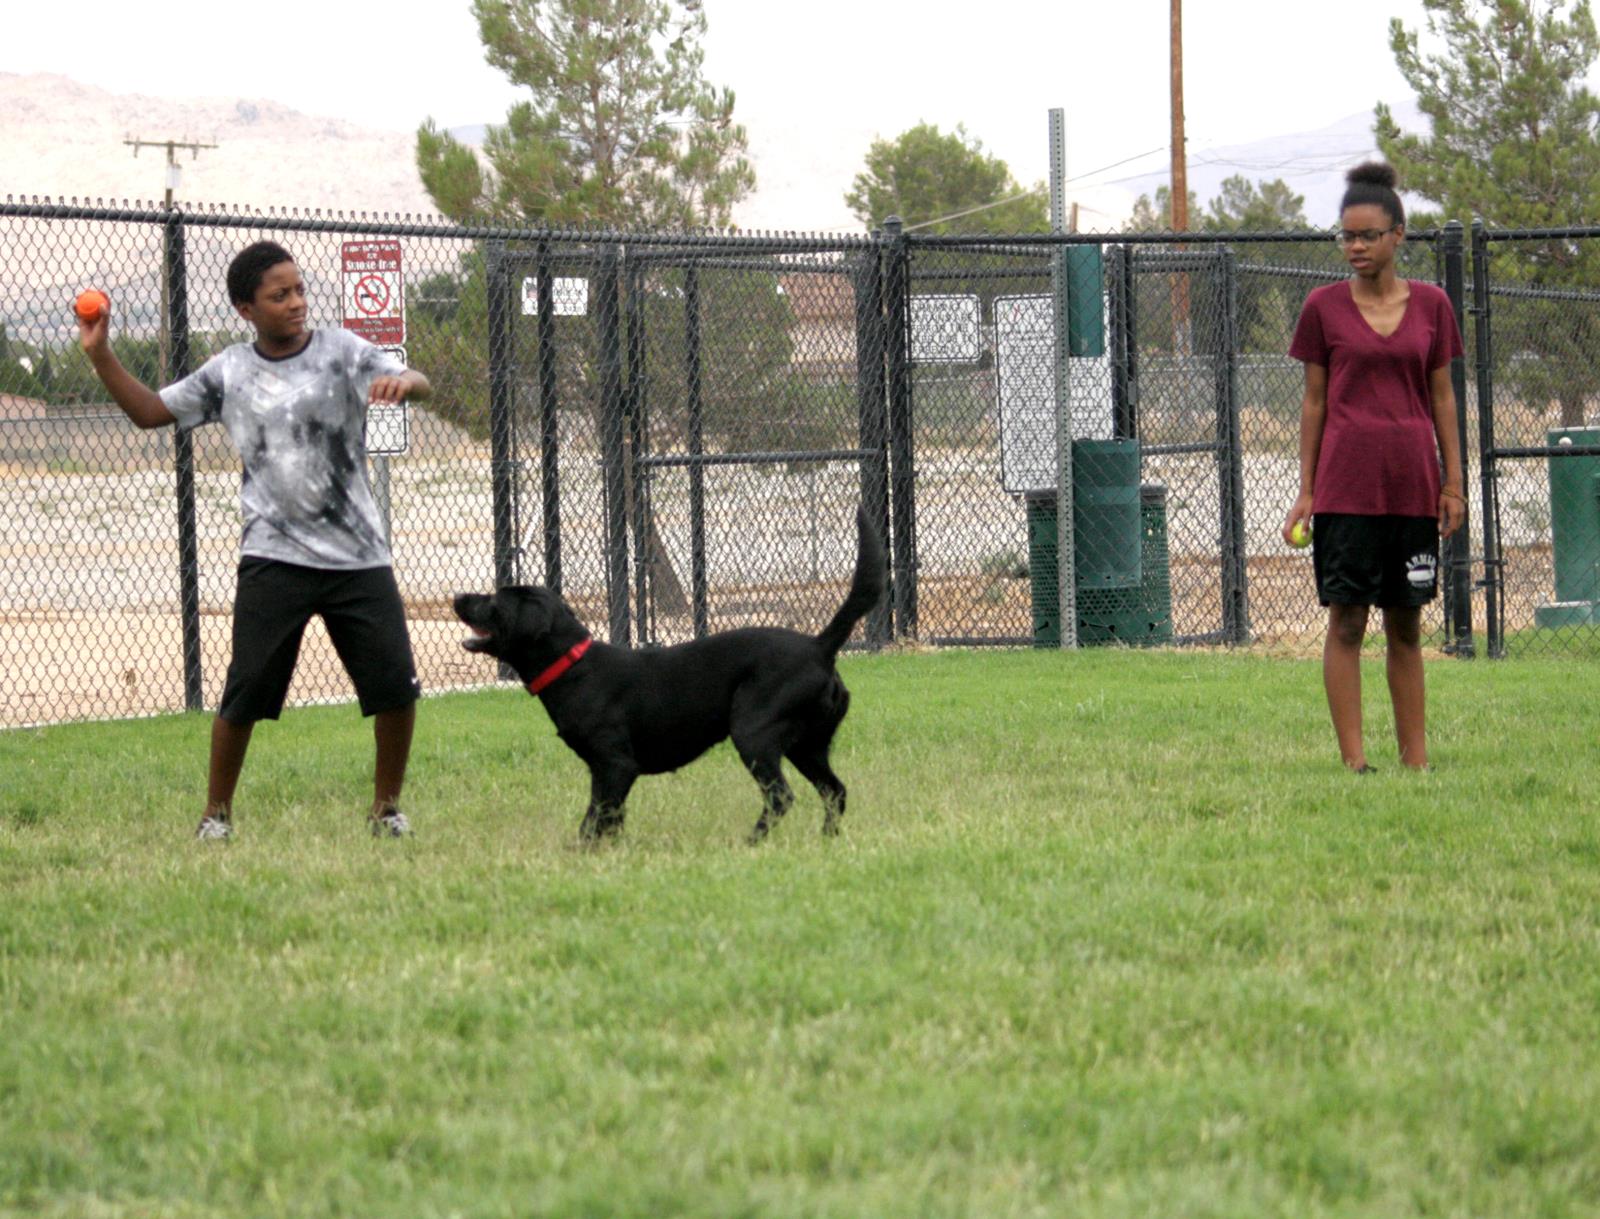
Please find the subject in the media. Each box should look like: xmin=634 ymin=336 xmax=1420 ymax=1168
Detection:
xmin=3 ymin=648 xmax=1598 ymax=1218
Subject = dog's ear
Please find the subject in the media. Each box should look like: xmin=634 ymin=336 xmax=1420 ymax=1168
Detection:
xmin=496 ymin=586 xmax=555 ymax=640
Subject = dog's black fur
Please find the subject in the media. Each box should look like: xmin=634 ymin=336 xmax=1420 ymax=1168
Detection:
xmin=453 ymin=508 xmax=886 ymax=843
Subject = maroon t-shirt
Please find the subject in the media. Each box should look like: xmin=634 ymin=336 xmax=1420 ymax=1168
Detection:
xmin=1289 ymin=279 xmax=1463 ymax=516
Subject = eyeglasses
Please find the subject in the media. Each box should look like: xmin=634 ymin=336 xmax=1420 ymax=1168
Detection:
xmin=1334 ymin=226 xmax=1399 ymax=246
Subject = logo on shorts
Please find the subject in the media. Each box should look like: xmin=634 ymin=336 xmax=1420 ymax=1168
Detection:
xmin=1406 ymin=552 xmax=1438 ymax=589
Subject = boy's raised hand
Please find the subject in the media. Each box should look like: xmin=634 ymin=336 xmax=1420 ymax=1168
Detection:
xmin=76 ymin=305 xmax=109 ymax=354
xmin=368 ymin=374 xmax=411 ymax=404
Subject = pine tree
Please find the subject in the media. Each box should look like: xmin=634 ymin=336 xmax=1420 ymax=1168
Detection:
xmin=845 ymin=124 xmax=1047 ymax=234
xmin=416 ymin=0 xmax=753 ymax=228
xmin=1377 ymin=0 xmax=1600 ymax=425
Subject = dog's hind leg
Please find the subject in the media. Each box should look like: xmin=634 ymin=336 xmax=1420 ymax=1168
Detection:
xmin=580 ymin=763 xmax=637 ymax=841
xmin=786 ymin=738 xmax=846 ymax=837
xmin=737 ymin=748 xmax=795 ymax=844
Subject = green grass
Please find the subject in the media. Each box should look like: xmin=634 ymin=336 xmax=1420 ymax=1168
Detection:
xmin=3 ymin=649 xmax=1599 ymax=1218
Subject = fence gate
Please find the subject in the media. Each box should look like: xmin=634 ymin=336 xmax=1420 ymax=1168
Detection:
xmin=1123 ymin=246 xmax=1250 ymax=645
xmin=485 ymin=236 xmax=893 ymax=652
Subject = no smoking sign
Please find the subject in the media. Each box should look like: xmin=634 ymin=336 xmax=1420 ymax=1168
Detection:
xmin=341 ymin=240 xmax=405 ymax=345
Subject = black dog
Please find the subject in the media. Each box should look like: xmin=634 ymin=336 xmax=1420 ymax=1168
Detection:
xmin=454 ymin=508 xmax=885 ymax=843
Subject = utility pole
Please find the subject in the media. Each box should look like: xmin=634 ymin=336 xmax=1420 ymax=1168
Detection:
xmin=1169 ymin=0 xmax=1192 ymax=352
xmin=1169 ymin=0 xmax=1188 ymax=234
xmin=126 ymin=137 xmax=215 ymax=714
xmin=126 ymin=137 xmax=216 ymax=380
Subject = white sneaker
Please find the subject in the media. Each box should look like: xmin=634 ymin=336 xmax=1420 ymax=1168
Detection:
xmin=370 ymin=809 xmax=411 ymax=838
xmin=195 ymin=815 xmax=233 ymax=842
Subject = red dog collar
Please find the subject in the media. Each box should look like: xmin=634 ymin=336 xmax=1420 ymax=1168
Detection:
xmin=526 ymin=636 xmax=592 ymax=695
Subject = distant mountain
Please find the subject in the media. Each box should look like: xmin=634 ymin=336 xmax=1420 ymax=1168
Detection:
xmin=0 ymin=73 xmax=439 ymax=216
xmin=0 ymin=73 xmax=444 ymax=344
xmin=2 ymin=72 xmax=1427 ymax=233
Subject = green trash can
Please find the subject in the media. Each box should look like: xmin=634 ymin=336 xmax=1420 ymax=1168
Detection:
xmin=1536 ymin=426 xmax=1600 ymax=628
xmin=1072 ymin=438 xmax=1142 ymax=591
xmin=1028 ymin=481 xmax=1172 ymax=647
xmin=1027 ymin=494 xmax=1063 ymax=646
xmin=1078 ymin=485 xmax=1174 ymax=646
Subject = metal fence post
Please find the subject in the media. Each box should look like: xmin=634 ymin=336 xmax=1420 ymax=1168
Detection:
xmin=1109 ymin=243 xmax=1138 ymax=441
xmin=853 ymin=243 xmax=892 ymax=646
xmin=1047 ymin=111 xmax=1078 ymax=651
xmin=535 ymin=240 xmax=562 ymax=594
xmin=683 ymin=263 xmax=710 ymax=639
xmin=1471 ymin=219 xmax=1504 ymax=657
xmin=166 ymin=211 xmax=203 ymax=711
xmin=485 ymin=241 xmax=518 ymax=591
xmin=625 ymin=256 xmax=650 ymax=643
xmin=1216 ymin=246 xmax=1249 ymax=643
xmin=1440 ymin=221 xmax=1476 ymax=657
xmin=595 ymin=242 xmax=631 ymax=647
xmin=882 ymin=217 xmax=917 ymax=640
xmin=484 ymin=242 xmax=520 ymax=682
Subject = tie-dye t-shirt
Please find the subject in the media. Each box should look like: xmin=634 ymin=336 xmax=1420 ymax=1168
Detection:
xmin=160 ymin=329 xmax=404 ymax=570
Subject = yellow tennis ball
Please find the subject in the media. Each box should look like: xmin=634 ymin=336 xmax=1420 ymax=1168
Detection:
xmin=1289 ymin=521 xmax=1312 ymax=548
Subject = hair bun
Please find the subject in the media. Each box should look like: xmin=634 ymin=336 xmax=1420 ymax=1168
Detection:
xmin=1346 ymin=161 xmax=1399 ymax=190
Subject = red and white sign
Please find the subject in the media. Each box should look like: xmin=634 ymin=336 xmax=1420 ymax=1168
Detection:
xmin=341 ymin=240 xmax=405 ymax=345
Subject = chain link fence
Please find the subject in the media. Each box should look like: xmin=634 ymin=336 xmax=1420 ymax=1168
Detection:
xmin=1470 ymin=223 xmax=1600 ymax=658
xmin=3 ymin=199 xmax=1597 ymax=727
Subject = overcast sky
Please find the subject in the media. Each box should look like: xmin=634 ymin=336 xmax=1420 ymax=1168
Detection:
xmin=1 ymin=0 xmax=1510 ymax=227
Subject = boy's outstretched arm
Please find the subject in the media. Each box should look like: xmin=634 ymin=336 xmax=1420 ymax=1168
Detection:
xmin=368 ymin=369 xmax=432 ymax=404
xmin=77 ymin=309 xmax=176 ymax=429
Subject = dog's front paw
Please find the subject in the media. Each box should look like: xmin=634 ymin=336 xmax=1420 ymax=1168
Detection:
xmin=580 ymin=811 xmax=625 ymax=843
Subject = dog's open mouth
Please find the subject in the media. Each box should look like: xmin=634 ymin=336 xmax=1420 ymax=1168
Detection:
xmin=453 ymin=592 xmax=498 ymax=653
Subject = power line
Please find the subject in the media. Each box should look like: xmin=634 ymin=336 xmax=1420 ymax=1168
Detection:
xmin=901 ymin=189 xmax=1042 ymax=232
xmin=898 ymin=143 xmax=1169 ymax=231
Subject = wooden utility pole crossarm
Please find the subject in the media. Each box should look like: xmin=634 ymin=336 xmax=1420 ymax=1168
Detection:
xmin=124 ymin=137 xmax=218 ymax=207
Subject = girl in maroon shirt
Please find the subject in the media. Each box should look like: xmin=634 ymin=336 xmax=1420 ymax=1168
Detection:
xmin=1283 ymin=162 xmax=1466 ymax=772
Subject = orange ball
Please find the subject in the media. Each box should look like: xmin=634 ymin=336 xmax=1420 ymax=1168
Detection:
xmin=74 ymin=289 xmax=109 ymax=322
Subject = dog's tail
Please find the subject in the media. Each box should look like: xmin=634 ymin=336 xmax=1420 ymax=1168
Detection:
xmin=816 ymin=506 xmax=887 ymax=657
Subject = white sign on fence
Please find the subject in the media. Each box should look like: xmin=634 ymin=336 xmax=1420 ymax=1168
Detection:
xmin=993 ymin=294 xmax=1115 ymax=494
xmin=365 ymin=345 xmax=410 ymax=456
xmin=521 ymin=276 xmax=590 ymax=316
xmin=910 ymin=293 xmax=982 ymax=363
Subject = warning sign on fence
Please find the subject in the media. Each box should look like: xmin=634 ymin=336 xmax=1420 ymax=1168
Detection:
xmin=342 ymin=240 xmax=405 ymax=346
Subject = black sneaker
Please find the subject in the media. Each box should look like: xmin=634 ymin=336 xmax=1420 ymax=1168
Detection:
xmin=369 ymin=809 xmax=411 ymax=837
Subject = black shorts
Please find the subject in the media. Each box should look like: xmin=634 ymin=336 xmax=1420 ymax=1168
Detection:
xmin=219 ymin=558 xmax=420 ymax=724
xmin=1312 ymin=513 xmax=1440 ymax=608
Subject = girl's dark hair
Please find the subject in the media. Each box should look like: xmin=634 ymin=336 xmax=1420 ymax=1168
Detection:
xmin=226 ymin=240 xmax=296 ymax=306
xmin=1340 ymin=161 xmax=1404 ymax=227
